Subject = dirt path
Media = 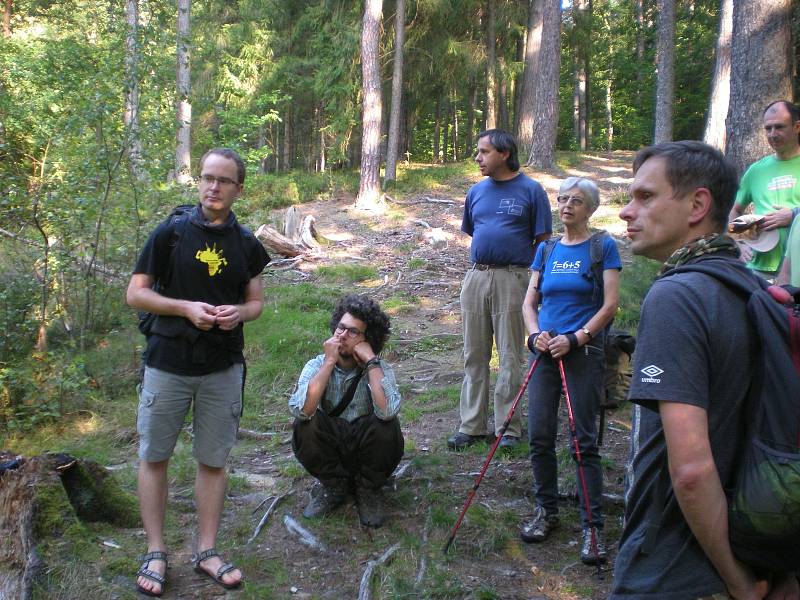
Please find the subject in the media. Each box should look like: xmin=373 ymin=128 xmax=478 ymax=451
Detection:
xmin=145 ymin=154 xmax=638 ymax=599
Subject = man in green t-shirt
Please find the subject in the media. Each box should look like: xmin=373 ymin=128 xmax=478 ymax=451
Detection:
xmin=778 ymin=214 xmax=800 ymax=287
xmin=729 ymin=100 xmax=800 ymax=278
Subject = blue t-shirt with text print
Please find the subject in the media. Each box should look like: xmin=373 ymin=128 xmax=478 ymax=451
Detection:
xmin=531 ymin=235 xmax=621 ymax=334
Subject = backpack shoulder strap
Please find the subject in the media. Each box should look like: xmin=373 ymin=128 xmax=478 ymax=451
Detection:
xmin=536 ymin=237 xmax=560 ymax=291
xmin=588 ymin=231 xmax=608 ymax=305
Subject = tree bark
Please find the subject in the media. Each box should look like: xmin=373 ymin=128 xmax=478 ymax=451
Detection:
xmin=726 ymin=0 xmax=792 ymax=175
xmin=283 ymin=104 xmax=294 ymax=171
xmin=433 ymin=95 xmax=441 ymax=162
xmin=484 ymin=0 xmax=497 ymax=130
xmin=702 ymin=0 xmax=733 ymax=151
xmin=467 ymin=81 xmax=477 ymax=154
xmin=653 ymin=0 xmax=675 ymax=144
xmin=452 ymin=93 xmax=459 ymax=161
xmin=498 ymin=57 xmax=509 ymax=131
xmin=355 ymin=0 xmax=383 ymax=210
xmin=606 ymin=80 xmax=613 ymax=149
xmin=384 ymin=0 xmax=405 ymax=184
xmin=124 ymin=0 xmax=144 ymax=180
xmin=516 ymin=0 xmax=542 ymax=158
xmin=635 ymin=0 xmax=645 ymax=108
xmin=527 ymin=0 xmax=561 ymax=169
xmin=573 ymin=0 xmax=590 ymax=150
xmin=175 ymin=0 xmax=192 ymax=185
xmin=3 ymin=0 xmax=11 ymax=37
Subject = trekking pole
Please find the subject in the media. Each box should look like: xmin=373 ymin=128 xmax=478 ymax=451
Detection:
xmin=442 ymin=355 xmax=542 ymax=555
xmin=557 ymin=358 xmax=602 ymax=574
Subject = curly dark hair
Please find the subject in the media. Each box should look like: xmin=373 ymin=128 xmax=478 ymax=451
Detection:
xmin=329 ymin=294 xmax=391 ymax=354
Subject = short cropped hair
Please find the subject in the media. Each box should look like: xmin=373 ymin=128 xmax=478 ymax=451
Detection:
xmin=559 ymin=177 xmax=600 ymax=213
xmin=632 ymin=141 xmax=738 ymax=231
xmin=200 ymin=148 xmax=246 ymax=184
xmin=764 ymin=100 xmax=800 ymax=122
xmin=329 ymin=295 xmax=391 ymax=355
xmin=477 ymin=129 xmax=520 ymax=172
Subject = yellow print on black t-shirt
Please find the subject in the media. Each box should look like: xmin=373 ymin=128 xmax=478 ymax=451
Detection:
xmin=195 ymin=243 xmax=228 ymax=276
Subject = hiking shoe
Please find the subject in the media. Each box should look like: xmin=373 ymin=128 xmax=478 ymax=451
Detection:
xmin=447 ymin=431 xmax=485 ymax=450
xmin=498 ymin=435 xmax=520 ymax=450
xmin=580 ymin=527 xmax=607 ymax=565
xmin=520 ymin=506 xmax=559 ymax=543
xmin=356 ymin=485 xmax=385 ymax=528
xmin=303 ymin=481 xmax=347 ymax=519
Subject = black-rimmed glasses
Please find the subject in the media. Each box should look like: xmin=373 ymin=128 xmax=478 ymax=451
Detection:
xmin=335 ymin=323 xmax=365 ymax=338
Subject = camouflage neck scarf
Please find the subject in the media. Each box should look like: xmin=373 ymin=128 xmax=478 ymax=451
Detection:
xmin=659 ymin=232 xmax=740 ymax=276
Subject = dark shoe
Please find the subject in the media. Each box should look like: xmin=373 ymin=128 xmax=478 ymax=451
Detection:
xmin=580 ymin=527 xmax=607 ymax=565
xmin=498 ymin=435 xmax=520 ymax=449
xmin=136 ymin=550 xmax=167 ymax=597
xmin=447 ymin=431 xmax=485 ymax=450
xmin=303 ymin=481 xmax=347 ymax=518
xmin=192 ymin=548 xmax=243 ymax=590
xmin=520 ymin=506 xmax=559 ymax=543
xmin=356 ymin=485 xmax=385 ymax=528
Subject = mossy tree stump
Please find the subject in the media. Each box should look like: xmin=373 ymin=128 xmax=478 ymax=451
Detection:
xmin=0 ymin=454 xmax=139 ymax=600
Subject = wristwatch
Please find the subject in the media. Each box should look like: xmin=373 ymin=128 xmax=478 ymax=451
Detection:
xmin=581 ymin=327 xmax=593 ymax=339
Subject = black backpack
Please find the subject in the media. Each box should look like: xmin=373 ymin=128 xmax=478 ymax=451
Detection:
xmin=651 ymin=260 xmax=800 ymax=574
xmin=538 ymin=231 xmax=609 ymax=308
xmin=137 ymin=204 xmax=195 ymax=336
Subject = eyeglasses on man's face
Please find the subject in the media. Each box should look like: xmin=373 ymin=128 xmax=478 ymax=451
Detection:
xmin=556 ymin=195 xmax=585 ymax=207
xmin=200 ymin=174 xmax=239 ymax=187
xmin=335 ymin=323 xmax=365 ymax=338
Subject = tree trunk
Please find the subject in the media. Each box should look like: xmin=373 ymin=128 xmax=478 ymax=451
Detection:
xmin=653 ymin=0 xmax=675 ymax=144
xmin=174 ymin=0 xmax=191 ymax=185
xmin=355 ymin=0 xmax=383 ymax=210
xmin=3 ymin=0 xmax=11 ymax=37
xmin=452 ymin=94 xmax=459 ymax=161
xmin=443 ymin=99 xmax=451 ymax=161
xmin=726 ymin=0 xmax=792 ymax=175
xmin=573 ymin=0 xmax=589 ymax=151
xmin=384 ymin=0 xmax=405 ymax=184
xmin=466 ymin=80 xmax=477 ymax=153
xmin=635 ymin=0 xmax=645 ymax=108
xmin=527 ymin=0 xmax=561 ymax=169
xmin=516 ymin=0 xmax=542 ymax=158
xmin=318 ymin=105 xmax=326 ymax=174
xmin=283 ymin=104 xmax=293 ymax=171
xmin=484 ymin=0 xmax=497 ymax=130
xmin=433 ymin=95 xmax=441 ymax=162
xmin=606 ymin=79 xmax=613 ymax=149
xmin=124 ymin=0 xmax=144 ymax=180
xmin=498 ymin=57 xmax=509 ymax=131
xmin=702 ymin=0 xmax=733 ymax=150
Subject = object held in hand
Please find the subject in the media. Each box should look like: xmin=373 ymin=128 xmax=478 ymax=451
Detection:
xmin=729 ymin=214 xmax=779 ymax=253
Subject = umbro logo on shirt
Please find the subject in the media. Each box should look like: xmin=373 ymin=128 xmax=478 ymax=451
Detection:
xmin=640 ymin=364 xmax=664 ymax=384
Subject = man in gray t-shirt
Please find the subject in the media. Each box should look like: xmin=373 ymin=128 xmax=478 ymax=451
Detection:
xmin=611 ymin=142 xmax=798 ymax=599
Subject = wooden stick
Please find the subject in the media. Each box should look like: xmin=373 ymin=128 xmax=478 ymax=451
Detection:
xmin=357 ymin=543 xmax=401 ymax=600
xmin=247 ymin=492 xmax=289 ymax=544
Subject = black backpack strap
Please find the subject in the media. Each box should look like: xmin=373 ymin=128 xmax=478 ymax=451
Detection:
xmin=325 ymin=369 xmax=365 ymax=418
xmin=535 ymin=237 xmax=559 ymax=292
xmin=588 ymin=231 xmax=607 ymax=306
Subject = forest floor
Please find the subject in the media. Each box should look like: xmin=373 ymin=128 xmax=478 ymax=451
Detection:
xmin=36 ymin=152 xmax=645 ymax=600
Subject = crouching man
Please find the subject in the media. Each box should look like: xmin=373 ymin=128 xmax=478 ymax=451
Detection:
xmin=289 ymin=295 xmax=404 ymax=527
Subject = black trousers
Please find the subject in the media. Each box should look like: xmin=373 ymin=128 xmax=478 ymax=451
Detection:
xmin=292 ymin=411 xmax=404 ymax=490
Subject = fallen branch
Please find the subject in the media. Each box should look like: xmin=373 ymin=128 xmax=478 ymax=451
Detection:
xmin=358 ymin=542 xmax=401 ymax=600
xmin=247 ymin=492 xmax=290 ymax=544
xmin=414 ymin=510 xmax=432 ymax=588
xmin=283 ymin=514 xmax=327 ymax=552
xmin=255 ymin=225 xmax=308 ymax=258
xmin=237 ymin=428 xmax=277 ymax=441
xmin=385 ymin=195 xmax=455 ymax=206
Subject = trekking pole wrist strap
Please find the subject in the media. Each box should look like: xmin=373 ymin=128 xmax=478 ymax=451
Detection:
xmin=565 ymin=332 xmax=579 ymax=350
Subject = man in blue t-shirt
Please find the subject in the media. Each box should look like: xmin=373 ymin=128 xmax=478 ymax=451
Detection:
xmin=448 ymin=129 xmax=552 ymax=450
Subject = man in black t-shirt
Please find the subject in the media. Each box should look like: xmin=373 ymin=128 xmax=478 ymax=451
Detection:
xmin=126 ymin=148 xmax=269 ymax=595
xmin=611 ymin=142 xmax=798 ymax=599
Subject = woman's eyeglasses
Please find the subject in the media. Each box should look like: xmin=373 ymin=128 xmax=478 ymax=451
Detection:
xmin=556 ymin=195 xmax=585 ymax=207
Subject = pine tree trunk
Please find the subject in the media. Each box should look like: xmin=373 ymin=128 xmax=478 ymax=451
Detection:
xmin=527 ymin=0 xmax=561 ymax=168
xmin=466 ymin=80 xmax=476 ymax=153
xmin=384 ymin=0 xmax=404 ymax=184
xmin=443 ymin=100 xmax=451 ymax=161
xmin=484 ymin=0 xmax=497 ymax=129
xmin=606 ymin=80 xmax=613 ymax=149
xmin=355 ymin=0 xmax=383 ymax=210
xmin=283 ymin=104 xmax=293 ymax=171
xmin=516 ymin=0 xmax=542 ymax=158
xmin=175 ymin=0 xmax=191 ymax=185
xmin=653 ymin=0 xmax=675 ymax=144
xmin=635 ymin=0 xmax=645 ymax=108
xmin=498 ymin=57 xmax=509 ymax=131
xmin=124 ymin=0 xmax=144 ymax=180
xmin=4 ymin=0 xmax=11 ymax=37
xmin=433 ymin=95 xmax=441 ymax=162
xmin=702 ymin=0 xmax=733 ymax=150
xmin=452 ymin=94 xmax=459 ymax=161
xmin=726 ymin=0 xmax=792 ymax=175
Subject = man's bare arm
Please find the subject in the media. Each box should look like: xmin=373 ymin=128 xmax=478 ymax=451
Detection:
xmin=661 ymin=402 xmax=768 ymax=600
xmin=126 ymin=273 xmax=217 ymax=330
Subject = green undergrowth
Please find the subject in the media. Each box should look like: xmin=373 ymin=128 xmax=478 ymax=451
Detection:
xmin=616 ymin=254 xmax=660 ymax=332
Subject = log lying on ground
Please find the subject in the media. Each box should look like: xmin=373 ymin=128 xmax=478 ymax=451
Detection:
xmin=256 ymin=208 xmax=331 ymax=259
xmin=0 ymin=454 xmax=140 ymax=600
